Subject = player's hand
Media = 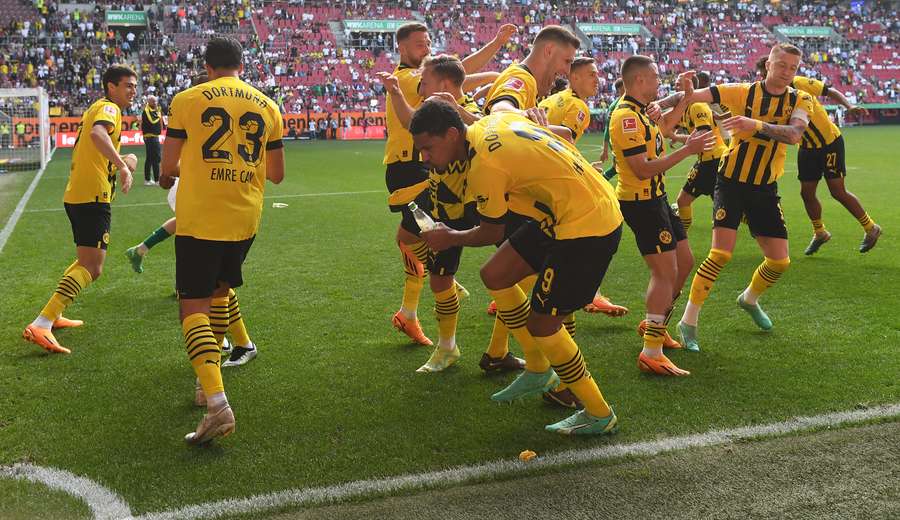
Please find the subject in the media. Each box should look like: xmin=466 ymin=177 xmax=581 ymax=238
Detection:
xmin=376 ymin=72 xmax=401 ymax=93
xmin=685 ymin=129 xmax=716 ymax=154
xmin=494 ymin=24 xmax=518 ymax=45
xmin=720 ymin=115 xmax=759 ymax=134
xmin=420 ymin=222 xmax=455 ymax=252
xmin=848 ymin=105 xmax=869 ymax=116
xmin=676 ymin=70 xmax=695 ymax=97
xmin=158 ymin=173 xmax=175 ymax=190
xmin=598 ymin=148 xmax=609 ymax=163
xmin=118 ymin=154 xmax=137 ymax=194
xmin=646 ymin=102 xmax=662 ymax=122
xmin=426 ymin=92 xmax=458 ymax=106
xmin=523 ymin=107 xmax=549 ymax=127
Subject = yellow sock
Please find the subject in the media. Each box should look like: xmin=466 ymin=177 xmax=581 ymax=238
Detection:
xmin=678 ymin=204 xmax=693 ymax=232
xmin=857 ymin=213 xmax=876 ymax=232
xmin=562 ymin=314 xmax=576 ymax=338
xmin=749 ymin=257 xmax=790 ymax=297
xmin=489 ymin=285 xmax=550 ymax=373
xmin=399 ymin=241 xmax=426 ymax=313
xmin=39 ymin=263 xmax=93 ymax=321
xmin=486 ymin=315 xmax=510 ymax=358
xmin=226 ymin=288 xmax=252 ymax=347
xmin=183 ymin=313 xmax=223 ymax=396
xmin=688 ymin=248 xmax=732 ymax=307
xmin=811 ymin=218 xmax=827 ymax=235
xmin=642 ymin=320 xmax=666 ymax=355
xmin=209 ymin=296 xmax=230 ymax=347
xmin=534 ymin=328 xmax=610 ymax=418
xmin=433 ymin=286 xmax=460 ymax=348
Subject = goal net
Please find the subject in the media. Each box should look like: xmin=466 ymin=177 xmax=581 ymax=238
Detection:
xmin=0 ymin=88 xmax=51 ymax=173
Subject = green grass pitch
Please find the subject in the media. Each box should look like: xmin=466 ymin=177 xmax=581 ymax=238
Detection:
xmin=0 ymin=126 xmax=898 ymax=516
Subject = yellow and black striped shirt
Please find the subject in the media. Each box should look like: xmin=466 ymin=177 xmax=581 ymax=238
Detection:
xmin=428 ymin=95 xmax=483 ymax=221
xmin=609 ymin=95 xmax=666 ymax=201
xmin=791 ymin=76 xmax=841 ymax=149
xmin=711 ymin=82 xmax=814 ymax=185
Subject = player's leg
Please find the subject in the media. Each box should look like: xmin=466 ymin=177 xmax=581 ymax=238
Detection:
xmin=24 ymin=203 xmax=109 ymax=353
xmin=532 ymin=229 xmax=622 ymax=436
xmin=738 ymin=188 xmax=790 ymax=330
xmin=416 ymin=241 xmax=465 ymax=373
xmin=177 ymin=237 xmax=237 ymax=445
xmin=679 ymin=177 xmax=743 ymax=350
xmin=797 ymin=147 xmax=831 ymax=255
xmin=640 ymin=249 xmax=690 ymax=376
xmin=822 ymin=138 xmax=880 ymax=252
xmin=482 ymin=227 xmax=554 ymax=402
xmin=222 ymin=288 xmax=256 ymax=367
xmin=125 ymin=217 xmax=176 ymax=273
xmin=676 ymin=161 xmax=702 ymax=232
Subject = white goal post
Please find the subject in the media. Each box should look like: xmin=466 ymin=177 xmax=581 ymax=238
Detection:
xmin=0 ymin=87 xmax=51 ymax=172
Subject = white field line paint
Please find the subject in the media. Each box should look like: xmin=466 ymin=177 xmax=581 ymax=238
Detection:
xmin=22 ymin=190 xmax=384 ymax=214
xmin=0 ymin=147 xmax=56 ymax=254
xmin=134 ymin=402 xmax=900 ymax=520
xmin=0 ymin=463 xmax=132 ymax=520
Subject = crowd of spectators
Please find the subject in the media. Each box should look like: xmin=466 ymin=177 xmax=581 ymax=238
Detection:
xmin=0 ymin=0 xmax=895 ymax=119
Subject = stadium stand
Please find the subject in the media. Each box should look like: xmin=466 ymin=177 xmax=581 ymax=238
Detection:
xmin=0 ymin=0 xmax=895 ymax=119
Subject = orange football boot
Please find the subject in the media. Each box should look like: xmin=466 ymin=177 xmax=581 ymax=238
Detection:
xmin=583 ymin=294 xmax=629 ymax=316
xmin=486 ymin=300 xmax=497 ymax=316
xmin=52 ymin=316 xmax=84 ymax=329
xmin=23 ymin=324 xmax=71 ymax=354
xmin=638 ymin=352 xmax=689 ymax=376
xmin=391 ymin=311 xmax=433 ymax=346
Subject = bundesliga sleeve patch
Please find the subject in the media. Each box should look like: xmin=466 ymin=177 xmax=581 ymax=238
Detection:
xmin=622 ymin=117 xmax=638 ymax=133
xmin=504 ymin=77 xmax=525 ymax=91
xmin=576 ymin=110 xmax=586 ymax=122
xmin=103 ymin=105 xmax=118 ymax=116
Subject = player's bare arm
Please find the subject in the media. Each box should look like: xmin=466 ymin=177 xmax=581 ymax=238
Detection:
xmin=160 ymin=136 xmax=184 ymax=189
xmin=624 ymin=129 xmax=715 ymax=180
xmin=721 ymin=115 xmax=808 ymax=145
xmin=462 ymin=71 xmax=500 ymax=92
xmin=266 ymin=147 xmax=285 ymax=184
xmin=460 ymin=24 xmax=518 ymax=73
xmin=90 ymin=121 xmax=133 ymax=194
xmin=421 ymin=220 xmax=505 ymax=251
xmin=377 ymin=72 xmax=416 ymax=128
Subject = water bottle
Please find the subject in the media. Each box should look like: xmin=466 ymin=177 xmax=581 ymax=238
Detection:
xmin=408 ymin=202 xmax=436 ymax=232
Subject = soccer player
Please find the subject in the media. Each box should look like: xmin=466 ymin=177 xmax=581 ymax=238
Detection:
xmin=385 ymin=22 xmax=517 ymax=348
xmin=670 ymin=43 xmax=815 ymax=351
xmin=597 ymin=78 xmax=625 ymax=181
xmin=753 ymin=58 xmax=881 ymax=254
xmin=540 ymin=60 xmax=629 ymax=319
xmin=160 ymin=37 xmax=284 ymax=445
xmin=380 ymin=54 xmax=503 ymax=372
xmin=666 ymin=73 xmax=729 ymax=232
xmin=22 ymin=65 xmax=137 ymax=354
xmin=141 ymin=95 xmax=164 ymax=185
xmin=415 ymin=99 xmax=624 ymax=435
xmin=610 ymin=56 xmax=715 ymax=374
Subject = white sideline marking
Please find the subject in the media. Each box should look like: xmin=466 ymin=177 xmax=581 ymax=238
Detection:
xmin=136 ymin=402 xmax=900 ymax=520
xmin=0 ymin=148 xmax=55 ymax=254
xmin=0 ymin=403 xmax=897 ymax=519
xmin=21 ymin=190 xmax=384 ymax=214
xmin=0 ymin=463 xmax=132 ymax=520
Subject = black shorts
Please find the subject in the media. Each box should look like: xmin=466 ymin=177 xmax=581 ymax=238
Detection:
xmin=798 ymin=136 xmax=846 ymax=182
xmin=175 ymin=235 xmax=255 ymax=299
xmin=619 ymin=196 xmax=686 ymax=256
xmin=509 ymin=220 xmax=623 ymax=316
xmin=64 ymin=202 xmax=111 ymax=250
xmin=712 ymin=176 xmax=787 ymax=239
xmin=429 ymin=218 xmax=473 ymax=276
xmin=500 ymin=211 xmax=534 ymax=244
xmin=682 ymin=158 xmax=719 ymax=198
xmin=386 ymin=160 xmax=431 ymax=234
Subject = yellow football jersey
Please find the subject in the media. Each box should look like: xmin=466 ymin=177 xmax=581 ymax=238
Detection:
xmin=166 ymin=75 xmax=284 ymax=241
xmin=428 ymin=95 xmax=483 ymax=221
xmin=383 ymin=63 xmax=423 ymax=164
xmin=609 ymin=96 xmax=666 ymax=201
xmin=538 ymin=88 xmax=591 ymax=142
xmin=483 ymin=63 xmax=538 ymax=114
xmin=712 ymin=82 xmax=815 ymax=184
xmin=466 ymin=112 xmax=622 ymax=240
xmin=791 ymin=76 xmax=841 ymax=149
xmin=680 ymin=102 xmax=727 ymax=161
xmin=63 ymin=98 xmax=122 ymax=204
